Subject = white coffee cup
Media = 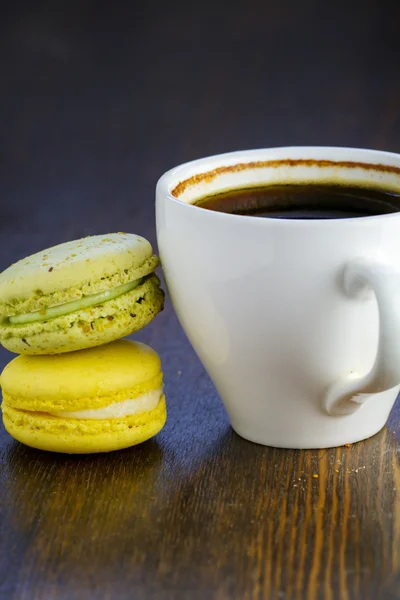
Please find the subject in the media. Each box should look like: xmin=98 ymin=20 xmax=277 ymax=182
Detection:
xmin=156 ymin=147 xmax=400 ymax=448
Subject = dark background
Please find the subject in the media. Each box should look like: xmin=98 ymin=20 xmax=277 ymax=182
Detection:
xmin=1 ymin=0 xmax=400 ymax=251
xmin=1 ymin=1 xmax=400 ymax=599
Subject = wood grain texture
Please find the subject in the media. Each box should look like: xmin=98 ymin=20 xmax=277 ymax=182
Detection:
xmin=0 ymin=1 xmax=400 ymax=598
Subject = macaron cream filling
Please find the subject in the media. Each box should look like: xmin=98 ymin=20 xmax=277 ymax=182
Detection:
xmin=7 ymin=278 xmax=143 ymax=325
xmin=49 ymin=387 xmax=163 ymax=420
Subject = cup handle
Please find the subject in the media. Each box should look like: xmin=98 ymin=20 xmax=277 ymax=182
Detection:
xmin=324 ymin=258 xmax=400 ymax=416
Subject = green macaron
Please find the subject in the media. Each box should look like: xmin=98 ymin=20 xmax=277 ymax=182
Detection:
xmin=0 ymin=233 xmax=164 ymax=354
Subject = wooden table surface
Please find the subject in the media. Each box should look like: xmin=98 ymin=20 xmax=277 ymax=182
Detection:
xmin=1 ymin=2 xmax=400 ymax=599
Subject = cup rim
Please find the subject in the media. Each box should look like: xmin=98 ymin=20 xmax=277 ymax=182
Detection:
xmin=156 ymin=146 xmax=400 ymax=224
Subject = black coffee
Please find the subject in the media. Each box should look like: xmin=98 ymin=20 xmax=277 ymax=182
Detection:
xmin=194 ymin=184 xmax=400 ymax=219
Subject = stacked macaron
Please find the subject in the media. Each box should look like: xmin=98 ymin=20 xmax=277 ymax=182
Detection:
xmin=0 ymin=233 xmax=166 ymax=453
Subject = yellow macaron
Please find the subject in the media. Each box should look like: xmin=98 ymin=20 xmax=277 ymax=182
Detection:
xmin=0 ymin=340 xmax=166 ymax=453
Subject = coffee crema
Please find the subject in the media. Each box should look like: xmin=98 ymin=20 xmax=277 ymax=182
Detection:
xmin=193 ymin=184 xmax=400 ymax=219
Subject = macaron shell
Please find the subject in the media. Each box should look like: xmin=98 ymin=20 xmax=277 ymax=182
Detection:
xmin=2 ymin=395 xmax=166 ymax=453
xmin=1 ymin=339 xmax=162 ymax=409
xmin=0 ymin=233 xmax=153 ymax=310
xmin=2 ymin=372 xmax=163 ymax=413
xmin=0 ymin=255 xmax=160 ymax=318
xmin=0 ymin=276 xmax=164 ymax=355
